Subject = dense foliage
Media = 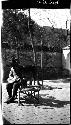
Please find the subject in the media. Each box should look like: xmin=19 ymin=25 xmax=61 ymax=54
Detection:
xmin=2 ymin=9 xmax=35 ymax=47
xmin=2 ymin=9 xmax=69 ymax=50
xmin=2 ymin=9 xmax=70 ymax=81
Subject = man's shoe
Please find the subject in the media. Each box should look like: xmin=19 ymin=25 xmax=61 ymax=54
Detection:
xmin=4 ymin=97 xmax=14 ymax=104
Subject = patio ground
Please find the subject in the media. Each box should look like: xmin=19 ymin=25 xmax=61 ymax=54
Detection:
xmin=2 ymin=78 xmax=70 ymax=124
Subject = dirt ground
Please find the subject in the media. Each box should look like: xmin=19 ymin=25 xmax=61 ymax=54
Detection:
xmin=2 ymin=79 xmax=70 ymax=124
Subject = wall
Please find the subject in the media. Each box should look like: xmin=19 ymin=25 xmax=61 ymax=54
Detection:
xmin=62 ymin=48 xmax=70 ymax=71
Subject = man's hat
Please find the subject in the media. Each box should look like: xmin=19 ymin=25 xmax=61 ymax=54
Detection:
xmin=11 ymin=57 xmax=19 ymax=67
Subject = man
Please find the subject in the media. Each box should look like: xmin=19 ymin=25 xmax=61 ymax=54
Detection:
xmin=5 ymin=58 xmax=27 ymax=104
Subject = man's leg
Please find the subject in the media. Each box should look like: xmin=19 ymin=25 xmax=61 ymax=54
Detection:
xmin=6 ymin=83 xmax=13 ymax=98
xmin=12 ymin=82 xmax=20 ymax=98
xmin=5 ymin=81 xmax=20 ymax=104
xmin=4 ymin=83 xmax=13 ymax=103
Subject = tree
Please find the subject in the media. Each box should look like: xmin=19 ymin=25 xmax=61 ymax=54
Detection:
xmin=2 ymin=9 xmax=36 ymax=60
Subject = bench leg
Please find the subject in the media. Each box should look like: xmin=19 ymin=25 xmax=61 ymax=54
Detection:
xmin=38 ymin=91 xmax=39 ymax=103
xmin=34 ymin=91 xmax=35 ymax=97
xmin=31 ymin=91 xmax=33 ymax=98
xmin=18 ymin=89 xmax=20 ymax=106
xmin=33 ymin=91 xmax=40 ymax=103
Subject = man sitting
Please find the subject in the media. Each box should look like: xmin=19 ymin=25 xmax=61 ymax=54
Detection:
xmin=5 ymin=58 xmax=27 ymax=104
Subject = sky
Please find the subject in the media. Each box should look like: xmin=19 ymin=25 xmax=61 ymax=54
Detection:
xmin=24 ymin=9 xmax=70 ymax=30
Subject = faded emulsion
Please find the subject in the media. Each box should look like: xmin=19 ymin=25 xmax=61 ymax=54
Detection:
xmin=1 ymin=2 xmax=70 ymax=124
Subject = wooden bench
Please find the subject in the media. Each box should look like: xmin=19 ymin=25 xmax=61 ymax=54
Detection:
xmin=18 ymin=85 xmax=40 ymax=106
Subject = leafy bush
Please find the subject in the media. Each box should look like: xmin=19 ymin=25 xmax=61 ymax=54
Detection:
xmin=61 ymin=68 xmax=70 ymax=78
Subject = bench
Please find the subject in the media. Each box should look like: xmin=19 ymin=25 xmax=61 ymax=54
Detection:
xmin=18 ymin=85 xmax=40 ymax=106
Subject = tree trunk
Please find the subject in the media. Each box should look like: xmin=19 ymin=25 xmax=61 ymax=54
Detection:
xmin=41 ymin=34 xmax=43 ymax=87
xmin=28 ymin=8 xmax=36 ymax=65
xmin=28 ymin=9 xmax=37 ymax=85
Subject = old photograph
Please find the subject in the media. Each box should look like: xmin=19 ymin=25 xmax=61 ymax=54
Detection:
xmin=1 ymin=1 xmax=70 ymax=124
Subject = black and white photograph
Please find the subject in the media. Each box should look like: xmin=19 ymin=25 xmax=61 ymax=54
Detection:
xmin=0 ymin=0 xmax=70 ymax=124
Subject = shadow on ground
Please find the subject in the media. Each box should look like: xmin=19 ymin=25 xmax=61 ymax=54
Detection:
xmin=2 ymin=116 xmax=11 ymax=124
xmin=37 ymin=95 xmax=70 ymax=108
xmin=61 ymin=78 xmax=70 ymax=83
xmin=14 ymin=94 xmax=70 ymax=108
xmin=13 ymin=81 xmax=70 ymax=107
